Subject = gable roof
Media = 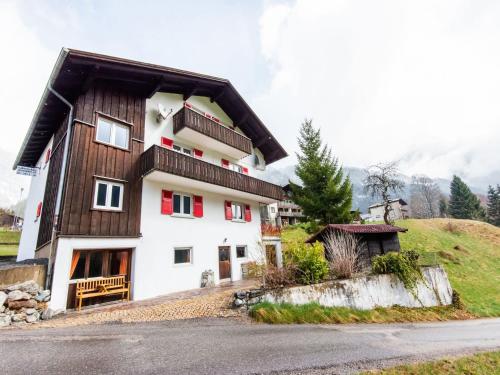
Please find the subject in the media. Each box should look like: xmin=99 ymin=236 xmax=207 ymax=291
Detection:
xmin=14 ymin=48 xmax=288 ymax=169
xmin=305 ymin=224 xmax=408 ymax=243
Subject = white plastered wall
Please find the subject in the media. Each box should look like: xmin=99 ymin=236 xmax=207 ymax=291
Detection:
xmin=17 ymin=137 xmax=53 ymax=261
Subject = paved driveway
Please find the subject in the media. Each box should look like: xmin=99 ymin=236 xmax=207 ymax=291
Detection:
xmin=0 ymin=318 xmax=499 ymax=374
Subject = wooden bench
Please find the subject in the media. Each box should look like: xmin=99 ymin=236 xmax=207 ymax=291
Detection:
xmin=75 ymin=276 xmax=130 ymax=311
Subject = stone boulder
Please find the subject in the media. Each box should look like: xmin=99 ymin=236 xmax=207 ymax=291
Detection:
xmin=8 ymin=299 xmax=37 ymax=310
xmin=6 ymin=280 xmax=41 ymax=295
xmin=7 ymin=290 xmax=31 ymax=302
xmin=0 ymin=291 xmax=7 ymax=306
xmin=26 ymin=311 xmax=40 ymax=323
xmin=0 ymin=314 xmax=11 ymax=327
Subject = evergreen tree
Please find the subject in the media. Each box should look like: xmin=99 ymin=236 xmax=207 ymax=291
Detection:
xmin=439 ymin=196 xmax=448 ymax=218
xmin=290 ymin=119 xmax=352 ymax=224
xmin=448 ymin=175 xmax=484 ymax=220
xmin=486 ymin=184 xmax=500 ymax=226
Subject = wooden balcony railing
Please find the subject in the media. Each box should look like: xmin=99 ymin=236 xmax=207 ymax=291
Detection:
xmin=140 ymin=145 xmax=284 ymax=201
xmin=173 ymin=106 xmax=253 ymax=155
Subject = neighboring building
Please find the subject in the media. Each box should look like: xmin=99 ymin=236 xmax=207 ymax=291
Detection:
xmin=306 ymin=224 xmax=408 ymax=268
xmin=264 ymin=184 xmax=305 ymax=227
xmin=14 ymin=49 xmax=287 ymax=310
xmin=368 ymin=199 xmax=409 ymax=222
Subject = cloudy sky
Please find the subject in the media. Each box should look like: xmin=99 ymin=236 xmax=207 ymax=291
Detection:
xmin=1 ymin=0 xmax=499 ymax=205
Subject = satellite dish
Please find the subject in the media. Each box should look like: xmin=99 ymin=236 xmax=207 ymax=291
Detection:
xmin=156 ymin=103 xmax=171 ymax=123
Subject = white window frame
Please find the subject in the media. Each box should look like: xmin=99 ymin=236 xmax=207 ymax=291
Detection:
xmin=173 ymin=143 xmax=192 ymax=156
xmin=93 ymin=179 xmax=124 ymax=211
xmin=96 ymin=116 xmax=130 ymax=150
xmin=236 ymin=245 xmax=247 ymax=259
xmin=172 ymin=192 xmax=193 ymax=217
xmin=173 ymin=247 xmax=193 ymax=265
xmin=228 ymin=162 xmax=243 ymax=173
xmin=231 ymin=202 xmax=244 ymax=221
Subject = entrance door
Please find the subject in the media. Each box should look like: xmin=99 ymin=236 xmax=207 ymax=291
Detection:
xmin=218 ymin=246 xmax=231 ymax=280
xmin=266 ymin=244 xmax=277 ymax=267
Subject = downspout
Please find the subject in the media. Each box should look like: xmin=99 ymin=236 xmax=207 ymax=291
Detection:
xmin=45 ymin=86 xmax=73 ymax=289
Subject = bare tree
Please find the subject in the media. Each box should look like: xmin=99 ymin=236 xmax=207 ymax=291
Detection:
xmin=363 ymin=162 xmax=405 ymax=225
xmin=409 ymin=175 xmax=440 ymax=218
xmin=323 ymin=231 xmax=359 ymax=279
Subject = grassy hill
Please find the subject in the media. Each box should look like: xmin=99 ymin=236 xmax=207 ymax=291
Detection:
xmin=281 ymin=219 xmax=500 ymax=317
xmin=396 ymin=219 xmax=499 ymax=317
xmin=0 ymin=228 xmax=20 ymax=256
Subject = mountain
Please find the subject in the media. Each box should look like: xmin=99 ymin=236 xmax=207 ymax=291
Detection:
xmin=259 ymin=164 xmax=491 ymax=213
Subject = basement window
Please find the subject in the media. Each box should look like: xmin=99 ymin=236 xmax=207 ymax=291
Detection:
xmin=174 ymin=248 xmax=192 ymax=265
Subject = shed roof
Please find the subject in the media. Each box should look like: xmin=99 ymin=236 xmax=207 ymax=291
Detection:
xmin=306 ymin=224 xmax=408 ymax=243
xmin=14 ymin=48 xmax=288 ymax=169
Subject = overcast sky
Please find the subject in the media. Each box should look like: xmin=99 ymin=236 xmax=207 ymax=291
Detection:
xmin=1 ymin=0 xmax=499 ymax=198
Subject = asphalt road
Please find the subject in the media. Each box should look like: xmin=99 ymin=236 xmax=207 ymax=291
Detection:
xmin=0 ymin=318 xmax=499 ymax=374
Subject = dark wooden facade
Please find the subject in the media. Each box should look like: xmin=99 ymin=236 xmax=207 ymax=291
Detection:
xmin=37 ymin=84 xmax=145 ymax=247
xmin=173 ymin=106 xmax=253 ymax=155
xmin=140 ymin=145 xmax=284 ymax=201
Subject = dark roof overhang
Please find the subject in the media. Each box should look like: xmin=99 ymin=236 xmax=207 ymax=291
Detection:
xmin=14 ymin=48 xmax=288 ymax=169
xmin=305 ymin=224 xmax=408 ymax=243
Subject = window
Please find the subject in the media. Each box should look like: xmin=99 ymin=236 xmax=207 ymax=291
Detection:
xmin=173 ymin=192 xmax=192 ymax=215
xmin=231 ymin=202 xmax=243 ymax=220
xmin=236 ymin=245 xmax=247 ymax=258
xmin=174 ymin=248 xmax=192 ymax=264
xmin=173 ymin=144 xmax=192 ymax=156
xmin=96 ymin=116 xmax=130 ymax=149
xmin=270 ymin=207 xmax=276 ymax=213
xmin=93 ymin=180 xmax=124 ymax=211
xmin=70 ymin=250 xmax=130 ymax=280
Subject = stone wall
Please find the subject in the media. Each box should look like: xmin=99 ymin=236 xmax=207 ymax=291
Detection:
xmin=234 ymin=266 xmax=453 ymax=310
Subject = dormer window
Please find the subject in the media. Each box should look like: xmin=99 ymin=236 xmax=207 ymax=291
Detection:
xmin=96 ymin=116 xmax=130 ymax=150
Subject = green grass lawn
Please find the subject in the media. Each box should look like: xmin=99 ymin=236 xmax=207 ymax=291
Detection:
xmin=363 ymin=351 xmax=500 ymax=374
xmin=280 ymin=218 xmax=500 ymax=317
xmin=250 ymin=302 xmax=473 ymax=324
xmin=0 ymin=228 xmax=20 ymax=256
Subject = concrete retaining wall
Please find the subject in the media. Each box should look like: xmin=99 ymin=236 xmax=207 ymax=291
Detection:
xmin=0 ymin=263 xmax=47 ymax=288
xmin=261 ymin=266 xmax=452 ymax=309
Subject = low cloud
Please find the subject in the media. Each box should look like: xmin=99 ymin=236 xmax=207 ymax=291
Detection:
xmin=255 ymin=0 xmax=500 ymax=185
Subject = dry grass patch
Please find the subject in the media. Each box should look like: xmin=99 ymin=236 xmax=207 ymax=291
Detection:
xmin=363 ymin=351 xmax=500 ymax=374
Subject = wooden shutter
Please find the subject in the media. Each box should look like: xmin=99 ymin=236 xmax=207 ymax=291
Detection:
xmin=45 ymin=148 xmax=51 ymax=164
xmin=161 ymin=190 xmax=173 ymax=215
xmin=36 ymin=202 xmax=42 ymax=218
xmin=242 ymin=167 xmax=249 ymax=175
xmin=224 ymin=201 xmax=232 ymax=220
xmin=161 ymin=137 xmax=173 ymax=149
xmin=193 ymin=195 xmax=203 ymax=218
xmin=221 ymin=159 xmax=229 ymax=168
xmin=193 ymin=149 xmax=203 ymax=159
xmin=244 ymin=204 xmax=252 ymax=222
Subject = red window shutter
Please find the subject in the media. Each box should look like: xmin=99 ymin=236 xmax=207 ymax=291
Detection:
xmin=45 ymin=148 xmax=51 ymax=164
xmin=161 ymin=190 xmax=173 ymax=215
xmin=193 ymin=195 xmax=203 ymax=218
xmin=212 ymin=116 xmax=220 ymax=123
xmin=244 ymin=204 xmax=252 ymax=222
xmin=193 ymin=149 xmax=203 ymax=158
xmin=242 ymin=167 xmax=249 ymax=175
xmin=221 ymin=159 xmax=229 ymax=168
xmin=36 ymin=202 xmax=42 ymax=218
xmin=161 ymin=137 xmax=173 ymax=149
xmin=224 ymin=201 xmax=232 ymax=220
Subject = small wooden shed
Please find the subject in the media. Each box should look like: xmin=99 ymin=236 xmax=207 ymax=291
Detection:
xmin=306 ymin=224 xmax=408 ymax=268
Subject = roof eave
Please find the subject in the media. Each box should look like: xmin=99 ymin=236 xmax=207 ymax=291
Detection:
xmin=13 ymin=48 xmax=70 ymax=170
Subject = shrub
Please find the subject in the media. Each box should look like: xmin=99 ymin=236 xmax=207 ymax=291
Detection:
xmin=285 ymin=241 xmax=329 ymax=285
xmin=296 ymin=221 xmax=322 ymax=234
xmin=372 ymin=251 xmax=422 ymax=292
xmin=263 ymin=265 xmax=297 ymax=289
xmin=323 ymin=231 xmax=359 ymax=279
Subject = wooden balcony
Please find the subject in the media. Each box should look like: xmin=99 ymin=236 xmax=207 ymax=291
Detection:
xmin=173 ymin=106 xmax=253 ymax=159
xmin=140 ymin=145 xmax=284 ymax=202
